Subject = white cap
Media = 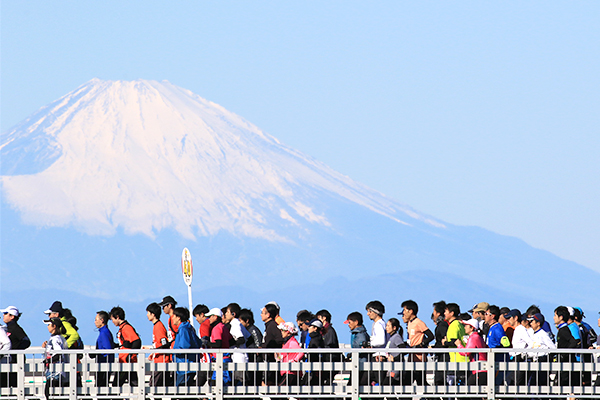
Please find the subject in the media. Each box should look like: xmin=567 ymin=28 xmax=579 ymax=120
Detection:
xmin=205 ymin=308 xmax=223 ymax=317
xmin=1 ymin=306 xmax=20 ymax=317
xmin=462 ymin=318 xmax=480 ymax=330
xmin=266 ymin=301 xmax=280 ymax=310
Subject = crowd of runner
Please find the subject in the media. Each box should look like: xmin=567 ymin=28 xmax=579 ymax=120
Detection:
xmin=1 ymin=297 xmax=600 ymax=396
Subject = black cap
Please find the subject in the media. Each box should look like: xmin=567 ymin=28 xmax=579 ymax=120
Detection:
xmin=44 ymin=301 xmax=64 ymax=315
xmin=158 ymin=296 xmax=177 ymax=307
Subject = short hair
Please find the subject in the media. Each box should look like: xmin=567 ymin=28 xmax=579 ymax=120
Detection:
xmin=297 ymin=310 xmax=313 ymax=322
xmin=526 ymin=304 xmax=541 ymax=316
xmin=458 ymin=313 xmax=471 ymax=321
xmin=346 ymin=311 xmax=363 ymax=325
xmin=446 ymin=303 xmax=460 ymax=318
xmin=499 ymin=307 xmax=511 ymax=316
xmin=264 ymin=304 xmax=278 ymax=320
xmin=227 ymin=303 xmax=241 ymax=318
xmin=555 ymin=306 xmax=569 ymax=323
xmin=146 ymin=303 xmax=161 ymax=319
xmin=193 ymin=304 xmax=209 ymax=316
xmin=433 ymin=301 xmax=447 ymax=315
xmin=487 ymin=305 xmax=501 ymax=321
xmin=401 ymin=300 xmax=419 ymax=315
xmin=239 ymin=308 xmax=254 ymax=325
xmin=366 ymin=300 xmax=385 ymax=315
xmin=316 ymin=309 xmax=332 ymax=322
xmin=110 ymin=306 xmax=125 ymax=321
xmin=173 ymin=307 xmax=190 ymax=321
xmin=96 ymin=311 xmax=109 ymax=325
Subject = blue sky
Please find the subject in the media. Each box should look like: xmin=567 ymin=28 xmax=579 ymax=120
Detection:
xmin=2 ymin=1 xmax=599 ymax=272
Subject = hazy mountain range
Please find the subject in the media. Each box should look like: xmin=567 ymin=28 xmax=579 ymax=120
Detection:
xmin=2 ymin=79 xmax=598 ymax=345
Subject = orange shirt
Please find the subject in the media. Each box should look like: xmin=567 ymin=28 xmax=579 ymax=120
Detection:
xmin=407 ymin=317 xmax=429 ymax=361
xmin=151 ymin=320 xmax=170 ymax=363
xmin=117 ymin=322 xmax=140 ymax=363
xmin=168 ymin=315 xmax=179 ymax=348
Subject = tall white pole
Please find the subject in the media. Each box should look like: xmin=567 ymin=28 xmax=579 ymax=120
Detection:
xmin=181 ymin=247 xmax=194 ymax=327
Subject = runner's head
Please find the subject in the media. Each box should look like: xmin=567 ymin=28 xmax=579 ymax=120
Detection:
xmin=146 ymin=302 xmax=161 ymax=322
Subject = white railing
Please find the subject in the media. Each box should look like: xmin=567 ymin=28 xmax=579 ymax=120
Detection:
xmin=1 ymin=348 xmax=599 ymax=399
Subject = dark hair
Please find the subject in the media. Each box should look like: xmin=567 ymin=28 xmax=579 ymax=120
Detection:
xmin=316 ymin=309 xmax=332 ymax=322
xmin=346 ymin=311 xmax=363 ymax=325
xmin=487 ymin=305 xmax=500 ymax=321
xmin=526 ymin=304 xmax=541 ymax=316
xmin=239 ymin=308 xmax=254 ymax=326
xmin=146 ymin=302 xmax=161 ymax=319
xmin=227 ymin=303 xmax=241 ymax=318
xmin=49 ymin=317 xmax=66 ymax=335
xmin=96 ymin=311 xmax=109 ymax=325
xmin=63 ymin=308 xmax=79 ymax=331
xmin=110 ymin=306 xmax=125 ymax=321
xmin=458 ymin=313 xmax=471 ymax=321
xmin=173 ymin=307 xmax=190 ymax=321
xmin=366 ymin=300 xmax=385 ymax=315
xmin=446 ymin=303 xmax=460 ymax=318
xmin=499 ymin=307 xmax=511 ymax=316
xmin=433 ymin=301 xmax=447 ymax=315
xmin=297 ymin=310 xmax=313 ymax=323
xmin=193 ymin=304 xmax=209 ymax=317
xmin=554 ymin=306 xmax=569 ymax=323
xmin=401 ymin=300 xmax=419 ymax=315
xmin=264 ymin=304 xmax=278 ymax=320
xmin=573 ymin=308 xmax=582 ymax=322
xmin=388 ymin=317 xmax=401 ymax=333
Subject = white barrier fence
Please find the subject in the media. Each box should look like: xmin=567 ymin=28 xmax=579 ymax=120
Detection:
xmin=1 ymin=347 xmax=600 ymax=399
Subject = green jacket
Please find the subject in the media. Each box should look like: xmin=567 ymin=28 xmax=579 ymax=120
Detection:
xmin=61 ymin=317 xmax=81 ymax=348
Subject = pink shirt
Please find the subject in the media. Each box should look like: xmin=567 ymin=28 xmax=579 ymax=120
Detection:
xmin=279 ymin=337 xmax=304 ymax=375
xmin=456 ymin=332 xmax=487 ymax=373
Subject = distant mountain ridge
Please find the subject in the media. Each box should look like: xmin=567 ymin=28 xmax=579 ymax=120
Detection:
xmin=1 ymin=79 xmax=598 ymax=315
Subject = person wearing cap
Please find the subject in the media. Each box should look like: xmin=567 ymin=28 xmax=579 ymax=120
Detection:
xmin=400 ymin=299 xmax=433 ymax=386
xmin=526 ymin=313 xmax=555 ymax=387
xmin=1 ymin=306 xmax=30 ymax=388
xmin=205 ymin=308 xmax=232 ymax=349
xmin=42 ymin=317 xmax=69 ymax=398
xmin=572 ymin=307 xmax=595 ymax=386
xmin=454 ymin=318 xmax=488 ymax=386
xmin=261 ymin=304 xmax=284 ymax=385
xmin=44 ymin=301 xmax=80 ymax=350
xmin=469 ymin=302 xmax=490 ymax=338
xmin=277 ymin=322 xmax=304 ymax=386
xmin=158 ymin=296 xmax=179 ymax=348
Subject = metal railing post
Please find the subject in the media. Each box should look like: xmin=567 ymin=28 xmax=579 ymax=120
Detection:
xmin=215 ymin=352 xmax=224 ymax=400
xmin=16 ymin=353 xmax=25 ymax=400
xmin=351 ymin=353 xmax=360 ymax=400
xmin=69 ymin=353 xmax=77 ymax=400
xmin=136 ymin=355 xmax=145 ymax=400
xmin=486 ymin=349 xmax=495 ymax=400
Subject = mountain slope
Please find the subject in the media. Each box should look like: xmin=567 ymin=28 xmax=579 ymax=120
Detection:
xmin=1 ymin=79 xmax=598 ymax=314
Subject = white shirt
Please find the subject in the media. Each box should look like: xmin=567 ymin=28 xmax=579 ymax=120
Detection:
xmin=510 ymin=324 xmax=533 ymax=357
xmin=370 ymin=318 xmax=389 ymax=348
xmin=0 ymin=326 xmax=11 ymax=361
xmin=229 ymin=318 xmax=250 ymax=363
xmin=528 ymin=328 xmax=556 ymax=360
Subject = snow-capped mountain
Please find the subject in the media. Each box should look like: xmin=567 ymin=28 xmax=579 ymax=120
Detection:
xmin=1 ymin=79 xmax=598 ymax=318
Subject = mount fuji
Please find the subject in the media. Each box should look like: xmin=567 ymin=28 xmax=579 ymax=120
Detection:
xmin=1 ymin=79 xmax=598 ymax=344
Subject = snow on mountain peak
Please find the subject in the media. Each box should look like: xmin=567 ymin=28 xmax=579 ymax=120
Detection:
xmin=1 ymin=79 xmax=444 ymax=241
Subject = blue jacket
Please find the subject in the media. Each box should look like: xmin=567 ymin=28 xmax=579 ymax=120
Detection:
xmin=173 ymin=321 xmax=202 ymax=363
xmin=350 ymin=325 xmax=369 ymax=349
xmin=95 ymin=325 xmax=115 ymax=363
